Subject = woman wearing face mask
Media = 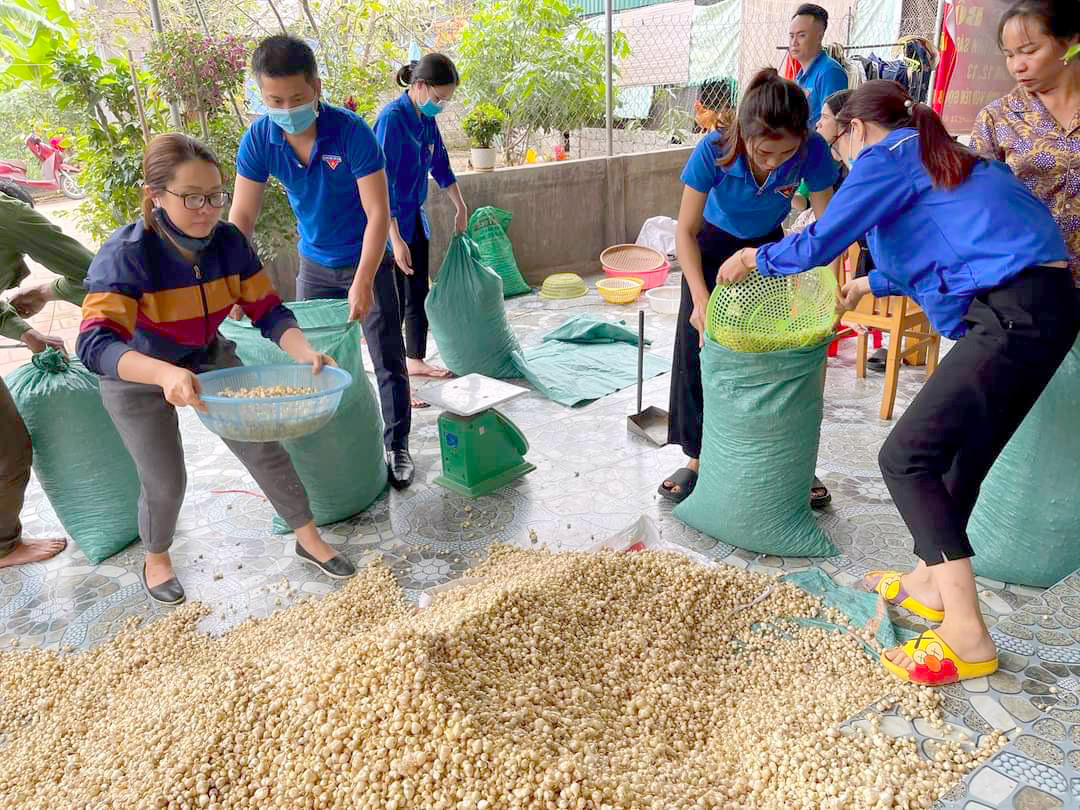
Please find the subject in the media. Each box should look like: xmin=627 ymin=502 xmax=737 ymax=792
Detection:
xmin=659 ymin=68 xmax=837 ymax=506
xmin=817 ymin=89 xmax=889 ymax=372
xmin=374 ymin=53 xmax=468 ymax=383
xmin=717 ymin=80 xmax=1078 ymax=685
xmin=78 ymin=133 xmax=357 ymax=606
xmin=972 ymin=0 xmax=1079 ymax=284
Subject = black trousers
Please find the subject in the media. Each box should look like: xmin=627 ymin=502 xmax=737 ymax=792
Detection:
xmin=879 ymin=267 xmax=1080 ymax=564
xmin=667 ymin=222 xmax=784 ymax=457
xmin=296 ymin=254 xmax=411 ymax=452
xmin=394 ymin=214 xmax=432 ymax=360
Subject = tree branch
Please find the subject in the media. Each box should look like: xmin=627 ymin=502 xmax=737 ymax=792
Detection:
xmin=265 ymin=0 xmax=287 ymax=34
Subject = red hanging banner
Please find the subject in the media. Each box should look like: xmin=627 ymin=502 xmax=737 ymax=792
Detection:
xmin=931 ymin=0 xmax=1015 ymax=135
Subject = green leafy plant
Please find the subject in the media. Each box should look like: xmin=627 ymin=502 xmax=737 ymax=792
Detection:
xmin=0 ymin=0 xmax=76 ymax=88
xmin=0 ymin=84 xmax=82 ymax=161
xmin=204 ymin=114 xmax=297 ymax=264
xmin=145 ymin=31 xmax=247 ymax=120
xmin=462 ymin=103 xmax=505 ymax=149
xmin=458 ymin=0 xmax=629 ymax=164
xmin=46 ymin=46 xmax=167 ymax=240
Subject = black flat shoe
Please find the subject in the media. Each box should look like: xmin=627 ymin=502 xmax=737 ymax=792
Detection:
xmin=387 ymin=448 xmax=415 ymax=490
xmin=294 ymin=542 xmax=356 ymax=579
xmin=141 ymin=562 xmax=185 ymax=605
xmin=867 ymin=348 xmax=888 ymax=373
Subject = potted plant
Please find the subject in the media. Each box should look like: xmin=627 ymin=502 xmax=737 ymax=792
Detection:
xmin=463 ymin=103 xmax=506 ymax=172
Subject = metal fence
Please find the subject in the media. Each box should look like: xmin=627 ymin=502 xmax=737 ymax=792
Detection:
xmin=409 ymin=0 xmax=939 ymax=168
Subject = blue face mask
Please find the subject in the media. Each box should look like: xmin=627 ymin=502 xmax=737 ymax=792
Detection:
xmin=268 ymin=100 xmax=318 ymax=134
xmin=419 ymin=97 xmax=447 ymax=118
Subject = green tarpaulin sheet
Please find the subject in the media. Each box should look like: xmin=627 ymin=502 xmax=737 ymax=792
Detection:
xmin=781 ymin=569 xmax=918 ymax=655
xmin=513 ymin=315 xmax=669 ymax=407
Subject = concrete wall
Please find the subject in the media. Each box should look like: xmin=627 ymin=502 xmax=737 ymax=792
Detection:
xmin=425 ymin=148 xmax=691 ymax=286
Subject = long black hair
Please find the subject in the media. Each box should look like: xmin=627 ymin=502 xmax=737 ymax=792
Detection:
xmin=396 ymin=53 xmax=460 ymax=88
xmin=837 ymin=80 xmax=978 ymax=189
xmin=719 ymin=68 xmax=809 ymax=168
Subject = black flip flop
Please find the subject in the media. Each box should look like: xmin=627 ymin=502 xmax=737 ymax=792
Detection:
xmin=659 ymin=467 xmax=698 ymax=504
xmin=811 ymin=476 xmax=832 ymax=510
xmin=867 ymin=348 xmax=888 ymax=373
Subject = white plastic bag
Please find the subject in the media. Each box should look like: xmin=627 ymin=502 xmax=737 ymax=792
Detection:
xmin=635 ymin=216 xmax=677 ymax=258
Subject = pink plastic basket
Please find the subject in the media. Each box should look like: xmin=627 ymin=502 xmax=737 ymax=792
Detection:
xmin=600 ymin=244 xmax=669 ymax=289
xmin=603 ymin=261 xmax=670 ymax=290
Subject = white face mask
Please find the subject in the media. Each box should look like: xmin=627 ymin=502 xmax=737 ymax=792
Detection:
xmin=844 ymin=127 xmax=865 ymax=169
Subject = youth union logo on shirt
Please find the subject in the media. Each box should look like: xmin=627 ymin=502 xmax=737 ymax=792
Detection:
xmin=776 ymin=182 xmax=798 ymax=199
xmin=322 ymin=155 xmax=342 ymax=170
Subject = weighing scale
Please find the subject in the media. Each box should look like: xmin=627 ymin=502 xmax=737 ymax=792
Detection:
xmin=420 ymin=374 xmax=536 ymax=497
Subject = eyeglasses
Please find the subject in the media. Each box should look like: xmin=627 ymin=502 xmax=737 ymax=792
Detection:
xmin=164 ymin=189 xmax=231 ymax=210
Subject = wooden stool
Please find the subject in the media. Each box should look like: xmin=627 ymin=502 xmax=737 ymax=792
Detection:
xmin=838 ymin=244 xmax=941 ymax=420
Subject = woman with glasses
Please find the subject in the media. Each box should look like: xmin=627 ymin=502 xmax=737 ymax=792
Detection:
xmin=77 ymin=133 xmax=356 ymax=605
xmin=374 ymin=53 xmax=468 ymax=385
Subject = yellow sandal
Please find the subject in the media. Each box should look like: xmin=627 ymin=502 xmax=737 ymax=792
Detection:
xmin=864 ymin=570 xmax=945 ymax=623
xmin=881 ymin=629 xmax=998 ymax=686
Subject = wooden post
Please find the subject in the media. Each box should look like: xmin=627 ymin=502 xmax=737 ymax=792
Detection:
xmin=127 ymin=50 xmax=151 ymax=143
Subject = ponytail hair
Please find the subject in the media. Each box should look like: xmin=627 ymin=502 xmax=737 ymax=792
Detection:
xmin=719 ymin=68 xmax=809 ymax=168
xmin=837 ymin=79 xmax=977 ymax=189
xmin=396 ymin=53 xmax=460 ymax=88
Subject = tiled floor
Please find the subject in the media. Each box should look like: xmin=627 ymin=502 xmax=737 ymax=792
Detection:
xmin=3 ymin=270 xmax=1078 ymax=809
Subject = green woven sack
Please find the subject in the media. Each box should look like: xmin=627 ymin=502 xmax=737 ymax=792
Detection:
xmin=466 ymin=206 xmax=531 ymax=298
xmin=967 ymin=336 xmax=1080 ymax=587
xmin=674 ymin=338 xmax=835 ymax=557
xmin=426 ymin=234 xmax=523 ymax=379
xmin=220 ymin=300 xmax=387 ymax=533
xmin=4 ymin=350 xmax=139 ymax=563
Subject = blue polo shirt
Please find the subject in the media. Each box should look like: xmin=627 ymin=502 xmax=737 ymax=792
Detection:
xmin=681 ymin=130 xmax=837 ymax=239
xmin=756 ymin=129 xmax=1069 ymax=339
xmin=236 ymin=103 xmax=385 ymax=268
xmin=796 ymin=52 xmax=848 ymax=126
xmin=374 ymin=92 xmax=456 ymax=244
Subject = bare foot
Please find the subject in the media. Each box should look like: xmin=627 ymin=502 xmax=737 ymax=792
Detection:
xmin=885 ymin=623 xmax=998 ymax=672
xmin=897 ymin=568 xmax=944 ymax=612
xmin=0 ymin=537 xmax=67 ymax=569
xmin=144 ymin=552 xmax=177 ymax=588
xmin=661 ymin=458 xmax=700 ymax=495
xmin=411 ymin=396 xmax=430 ymax=409
xmin=407 ymin=358 xmax=451 ymax=378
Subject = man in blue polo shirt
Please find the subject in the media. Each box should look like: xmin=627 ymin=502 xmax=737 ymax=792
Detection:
xmin=789 ymin=4 xmax=848 ymax=128
xmin=789 ymin=4 xmax=848 ymax=211
xmin=230 ymin=35 xmax=416 ymax=489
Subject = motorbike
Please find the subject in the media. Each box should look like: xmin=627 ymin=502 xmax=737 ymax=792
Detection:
xmin=0 ymin=135 xmax=86 ymax=200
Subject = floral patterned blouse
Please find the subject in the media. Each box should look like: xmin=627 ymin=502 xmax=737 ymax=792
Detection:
xmin=971 ymin=86 xmax=1080 ymax=285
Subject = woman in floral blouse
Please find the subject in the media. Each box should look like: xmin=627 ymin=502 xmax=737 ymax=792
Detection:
xmin=971 ymin=0 xmax=1079 ymax=283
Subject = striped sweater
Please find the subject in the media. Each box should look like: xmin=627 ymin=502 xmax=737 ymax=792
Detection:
xmin=77 ymin=219 xmax=296 ymax=377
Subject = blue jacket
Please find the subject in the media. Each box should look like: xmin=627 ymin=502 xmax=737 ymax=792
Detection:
xmin=756 ymin=129 xmax=1069 ymax=338
xmin=374 ymin=92 xmax=456 ymax=244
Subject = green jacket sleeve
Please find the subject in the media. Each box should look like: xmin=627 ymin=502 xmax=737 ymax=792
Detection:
xmin=0 ymin=197 xmax=93 ymax=305
xmin=0 ymin=300 xmax=31 ymax=342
